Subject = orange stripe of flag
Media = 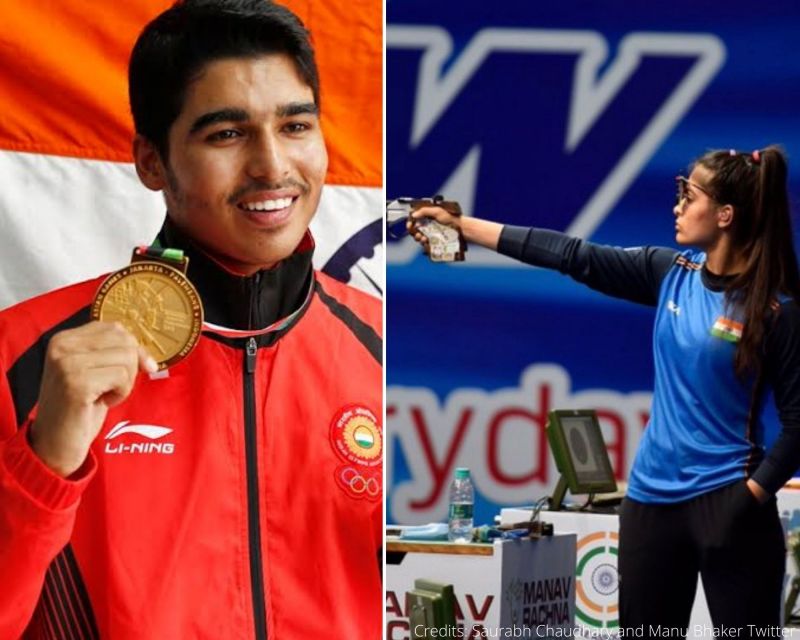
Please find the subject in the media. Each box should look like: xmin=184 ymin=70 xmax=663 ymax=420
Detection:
xmin=284 ymin=0 xmax=382 ymax=187
xmin=0 ymin=1 xmax=380 ymax=186
xmin=715 ymin=317 xmax=743 ymax=332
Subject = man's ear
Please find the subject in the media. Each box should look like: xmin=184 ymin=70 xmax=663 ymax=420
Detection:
xmin=717 ymin=204 xmax=735 ymax=229
xmin=133 ymin=135 xmax=167 ymax=191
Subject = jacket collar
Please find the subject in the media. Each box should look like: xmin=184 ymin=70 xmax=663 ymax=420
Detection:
xmin=156 ymin=217 xmax=314 ymax=331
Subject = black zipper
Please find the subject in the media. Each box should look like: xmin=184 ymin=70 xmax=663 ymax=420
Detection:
xmin=249 ymin=271 xmax=261 ymax=329
xmin=243 ymin=336 xmax=267 ymax=640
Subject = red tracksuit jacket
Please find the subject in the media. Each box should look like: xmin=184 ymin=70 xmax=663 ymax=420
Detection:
xmin=0 ymin=230 xmax=382 ymax=639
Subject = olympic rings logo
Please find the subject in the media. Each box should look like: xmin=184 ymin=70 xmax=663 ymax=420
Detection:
xmin=340 ymin=467 xmax=380 ymax=498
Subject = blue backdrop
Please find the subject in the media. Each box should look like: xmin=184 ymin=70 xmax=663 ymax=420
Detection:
xmin=386 ymin=0 xmax=800 ymax=526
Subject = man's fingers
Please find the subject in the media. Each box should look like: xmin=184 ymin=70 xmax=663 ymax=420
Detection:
xmin=52 ymin=352 xmax=138 ymax=402
xmin=50 ymin=321 xmax=157 ymax=372
xmin=137 ymin=346 xmax=159 ymax=374
xmin=50 ymin=321 xmax=139 ymax=357
xmin=67 ymin=347 xmax=139 ymax=375
xmin=87 ymin=366 xmax=138 ymax=408
xmin=57 ymin=364 xmax=138 ymax=409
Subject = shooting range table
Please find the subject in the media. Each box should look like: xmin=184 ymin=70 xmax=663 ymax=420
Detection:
xmin=385 ymin=533 xmax=576 ymax=639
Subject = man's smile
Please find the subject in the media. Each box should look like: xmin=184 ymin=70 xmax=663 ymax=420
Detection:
xmin=234 ymin=188 xmax=303 ymax=228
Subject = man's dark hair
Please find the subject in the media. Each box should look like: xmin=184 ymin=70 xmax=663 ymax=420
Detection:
xmin=129 ymin=0 xmax=319 ymax=158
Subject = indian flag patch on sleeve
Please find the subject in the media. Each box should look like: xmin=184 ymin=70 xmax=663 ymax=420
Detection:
xmin=711 ymin=317 xmax=743 ymax=343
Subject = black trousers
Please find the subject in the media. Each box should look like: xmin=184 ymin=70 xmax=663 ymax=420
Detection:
xmin=618 ymin=479 xmax=785 ymax=638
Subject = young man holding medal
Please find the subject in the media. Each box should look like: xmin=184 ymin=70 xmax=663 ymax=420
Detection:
xmin=0 ymin=1 xmax=382 ymax=638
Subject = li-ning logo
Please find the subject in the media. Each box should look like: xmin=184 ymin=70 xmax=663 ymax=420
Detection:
xmin=667 ymin=300 xmax=681 ymax=316
xmin=104 ymin=421 xmax=176 ymax=455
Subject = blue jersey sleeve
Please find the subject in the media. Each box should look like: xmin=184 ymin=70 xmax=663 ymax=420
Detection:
xmin=498 ymin=225 xmax=678 ymax=306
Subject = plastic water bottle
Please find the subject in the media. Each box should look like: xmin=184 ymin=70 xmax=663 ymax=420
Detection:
xmin=448 ymin=468 xmax=474 ymax=542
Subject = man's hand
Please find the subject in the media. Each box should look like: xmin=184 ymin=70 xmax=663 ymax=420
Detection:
xmin=29 ymin=322 xmax=158 ymax=477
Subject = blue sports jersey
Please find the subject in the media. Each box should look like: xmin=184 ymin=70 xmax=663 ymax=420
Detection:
xmin=499 ymin=226 xmax=800 ymax=503
xmin=628 ymin=250 xmax=761 ymax=502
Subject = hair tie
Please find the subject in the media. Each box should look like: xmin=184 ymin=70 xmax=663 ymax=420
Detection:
xmin=752 ymin=150 xmax=761 ymax=164
xmin=729 ymin=149 xmax=737 ymax=156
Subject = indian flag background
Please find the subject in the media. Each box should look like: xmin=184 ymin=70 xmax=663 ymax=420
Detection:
xmin=0 ymin=1 xmax=382 ymax=311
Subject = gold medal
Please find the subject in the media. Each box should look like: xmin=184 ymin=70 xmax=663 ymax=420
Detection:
xmin=91 ymin=248 xmax=203 ymax=370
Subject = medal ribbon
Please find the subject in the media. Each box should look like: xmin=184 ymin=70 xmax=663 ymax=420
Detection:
xmin=135 ymin=245 xmax=185 ymax=264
